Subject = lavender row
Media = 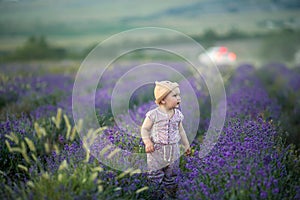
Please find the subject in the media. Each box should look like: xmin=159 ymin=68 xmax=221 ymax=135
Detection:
xmin=177 ymin=64 xmax=300 ymax=199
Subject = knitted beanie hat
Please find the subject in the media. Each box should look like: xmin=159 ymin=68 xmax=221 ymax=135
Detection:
xmin=154 ymin=80 xmax=179 ymax=105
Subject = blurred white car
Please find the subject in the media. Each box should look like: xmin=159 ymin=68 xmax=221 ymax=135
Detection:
xmin=199 ymin=46 xmax=237 ymax=66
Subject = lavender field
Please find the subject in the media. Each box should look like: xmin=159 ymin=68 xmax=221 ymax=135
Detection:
xmin=0 ymin=62 xmax=300 ymax=199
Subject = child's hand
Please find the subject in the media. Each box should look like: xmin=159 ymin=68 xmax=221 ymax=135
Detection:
xmin=144 ymin=140 xmax=155 ymax=153
xmin=184 ymin=146 xmax=191 ymax=156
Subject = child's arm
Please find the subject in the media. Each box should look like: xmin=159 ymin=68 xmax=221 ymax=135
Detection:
xmin=141 ymin=117 xmax=155 ymax=153
xmin=179 ymin=122 xmax=191 ymax=156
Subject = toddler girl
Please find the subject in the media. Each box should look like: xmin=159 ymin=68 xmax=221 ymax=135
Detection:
xmin=141 ymin=80 xmax=191 ymax=199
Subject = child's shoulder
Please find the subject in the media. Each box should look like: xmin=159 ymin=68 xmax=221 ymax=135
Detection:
xmin=146 ymin=107 xmax=158 ymax=114
xmin=145 ymin=107 xmax=159 ymax=117
xmin=145 ymin=107 xmax=159 ymax=122
xmin=174 ymin=108 xmax=183 ymax=115
xmin=174 ymin=108 xmax=184 ymax=120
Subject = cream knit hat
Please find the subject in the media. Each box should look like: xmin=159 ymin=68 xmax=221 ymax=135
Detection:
xmin=154 ymin=80 xmax=179 ymax=105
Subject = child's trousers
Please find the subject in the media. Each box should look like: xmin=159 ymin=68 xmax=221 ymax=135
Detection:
xmin=147 ymin=143 xmax=180 ymax=191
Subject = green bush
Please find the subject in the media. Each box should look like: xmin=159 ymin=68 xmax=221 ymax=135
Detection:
xmin=9 ymin=36 xmax=66 ymax=61
xmin=260 ymin=29 xmax=300 ymax=63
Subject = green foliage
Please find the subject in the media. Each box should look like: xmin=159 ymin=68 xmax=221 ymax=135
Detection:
xmin=21 ymin=163 xmax=100 ymax=199
xmin=1 ymin=109 xmax=94 ymax=198
xmin=260 ymin=29 xmax=300 ymax=62
xmin=8 ymin=36 xmax=66 ymax=61
xmin=1 ymin=109 xmax=76 ymax=180
xmin=191 ymin=28 xmax=252 ymax=47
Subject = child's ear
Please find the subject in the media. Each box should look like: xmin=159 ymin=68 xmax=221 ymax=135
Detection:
xmin=161 ymin=100 xmax=166 ymax=104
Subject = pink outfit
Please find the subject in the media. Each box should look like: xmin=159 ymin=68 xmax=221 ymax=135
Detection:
xmin=145 ymin=108 xmax=184 ymax=191
xmin=146 ymin=107 xmax=184 ymax=145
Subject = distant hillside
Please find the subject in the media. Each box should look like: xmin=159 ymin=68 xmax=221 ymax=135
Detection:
xmin=122 ymin=0 xmax=300 ymax=21
xmin=0 ymin=0 xmax=299 ymax=51
xmin=0 ymin=0 xmax=299 ymax=37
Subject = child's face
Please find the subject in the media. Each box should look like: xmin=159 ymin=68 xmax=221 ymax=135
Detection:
xmin=163 ymin=87 xmax=181 ymax=109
